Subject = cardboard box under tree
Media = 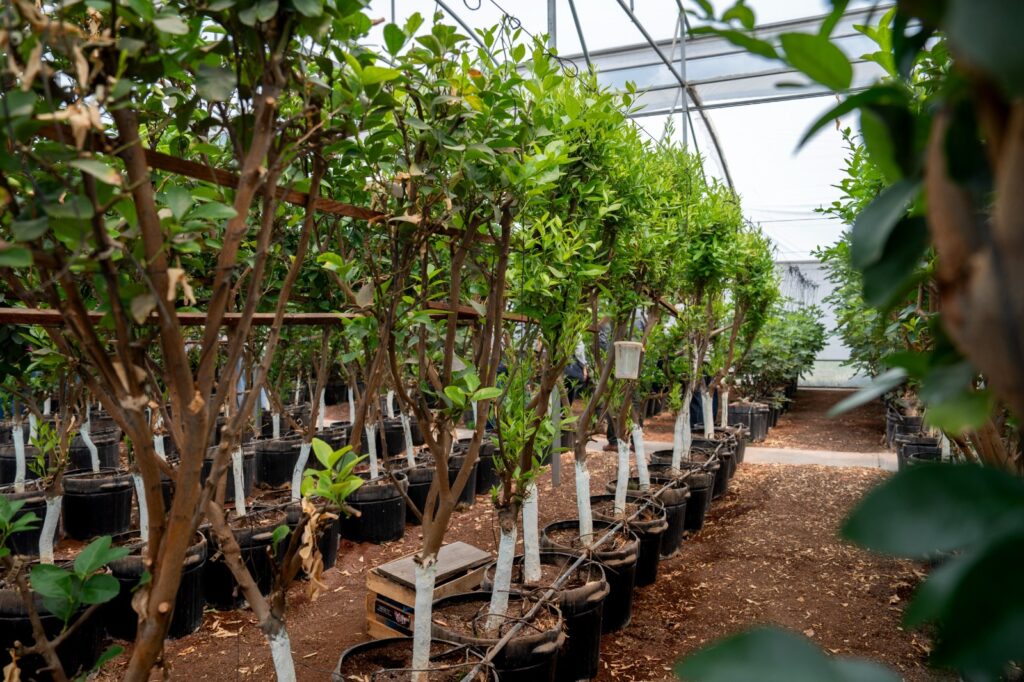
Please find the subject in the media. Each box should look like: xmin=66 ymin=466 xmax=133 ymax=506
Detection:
xmin=365 ymin=541 xmax=492 ymax=638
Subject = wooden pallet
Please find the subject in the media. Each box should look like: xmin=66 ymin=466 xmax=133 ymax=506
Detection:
xmin=365 ymin=541 xmax=491 ymax=638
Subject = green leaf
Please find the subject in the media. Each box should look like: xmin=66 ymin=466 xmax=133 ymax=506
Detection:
xmin=256 ymin=0 xmax=278 ymax=22
xmin=190 ymin=201 xmax=238 ymax=220
xmin=75 ymin=536 xmax=130 ymax=577
xmin=91 ymin=645 xmax=124 ymax=673
xmin=383 ymin=24 xmax=406 ymax=55
xmin=0 ymin=497 xmax=25 ymax=525
xmin=860 ymin=216 xmax=928 ymax=308
xmin=292 ymin=0 xmax=322 ymax=17
xmin=153 ymin=14 xmax=189 ymax=35
xmin=859 ymin=108 xmax=902 ymax=183
xmin=471 ymin=387 xmax=502 ymax=402
xmin=691 ymin=27 xmax=778 ymax=60
xmin=362 ymin=66 xmax=401 ymax=86
xmin=0 ymin=245 xmax=32 ymax=268
xmin=311 ymin=438 xmax=334 ymax=469
xmin=946 ymin=0 xmax=1024 ymax=97
xmin=722 ymin=4 xmax=756 ymax=29
xmin=69 ymin=158 xmax=123 ymax=186
xmin=12 ymin=216 xmax=49 ymax=241
xmin=164 ymin=186 xmax=194 ymax=220
xmin=270 ymin=525 xmax=289 ymax=553
xmin=849 ymin=179 xmax=920 ymax=270
xmin=924 ymin=390 xmax=991 ymax=433
xmin=842 ymin=464 xmax=1024 ymax=558
xmin=827 ymin=367 xmax=907 ymax=417
xmin=443 ymin=385 xmax=466 ymax=409
xmin=80 ymin=573 xmax=121 ymax=604
xmin=0 ymin=90 xmax=37 ymax=119
xmin=798 ymin=85 xmax=908 ymax=148
xmin=675 ymin=627 xmax=900 ymax=682
xmin=44 ymin=194 xmax=95 ymax=220
xmin=780 ymin=32 xmax=853 ymax=91
xmin=196 ymin=64 xmax=236 ymax=102
xmin=30 ymin=563 xmax=73 ymax=600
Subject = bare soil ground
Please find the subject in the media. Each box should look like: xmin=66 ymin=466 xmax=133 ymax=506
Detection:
xmin=98 ymin=435 xmax=933 ymax=680
xmin=641 ymin=389 xmax=888 ymax=453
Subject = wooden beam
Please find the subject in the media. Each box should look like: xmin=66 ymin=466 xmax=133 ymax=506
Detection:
xmin=0 ymin=305 xmax=532 ymax=328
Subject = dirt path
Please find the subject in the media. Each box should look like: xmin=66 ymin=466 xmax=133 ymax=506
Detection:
xmin=98 ymin=450 xmax=932 ymax=681
xmin=641 ymin=389 xmax=887 ymax=453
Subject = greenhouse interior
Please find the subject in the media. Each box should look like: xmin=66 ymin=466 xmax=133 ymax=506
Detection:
xmin=0 ymin=0 xmax=1021 ymax=680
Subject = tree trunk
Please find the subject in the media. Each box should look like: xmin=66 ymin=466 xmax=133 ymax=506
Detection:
xmin=522 ymin=481 xmax=541 ymax=583
xmin=720 ymin=388 xmax=729 ymax=428
xmin=290 ymin=442 xmax=311 ymax=502
xmin=672 ymin=384 xmax=694 ymax=470
xmin=487 ymin=508 xmax=518 ymax=628
xmin=632 ymin=425 xmax=649 ymax=491
xmin=575 ymin=458 xmax=594 ymax=545
xmin=411 ymin=556 xmax=438 ymax=681
xmin=613 ymin=439 xmax=630 ymax=516
xmin=701 ymin=387 xmax=714 ymax=439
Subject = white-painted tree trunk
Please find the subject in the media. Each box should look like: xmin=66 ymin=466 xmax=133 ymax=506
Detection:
xmin=366 ymin=424 xmax=379 ymax=479
xmin=154 ymin=433 xmax=166 ymax=460
xmin=471 ymin=401 xmax=478 ymax=429
xmin=523 ymin=481 xmax=541 ymax=583
xmin=291 ymin=442 xmax=311 ymax=502
xmin=133 ymin=473 xmax=149 ymax=543
xmin=386 ymin=391 xmax=395 ymax=419
xmin=632 ymin=426 xmax=650 ymax=491
xmin=43 ymin=398 xmax=51 ymax=415
xmin=232 ymin=447 xmax=247 ymax=516
xmin=672 ymin=385 xmax=695 ymax=470
xmin=701 ymin=389 xmax=714 ymax=439
xmin=487 ymin=519 xmax=518 ymax=629
xmin=411 ymin=559 xmax=438 ymax=680
xmin=12 ymin=424 xmax=26 ymax=493
xmin=272 ymin=412 xmax=281 ymax=439
xmin=941 ymin=433 xmax=951 ymax=461
xmin=293 ymin=374 xmax=302 ymax=405
xmin=347 ymin=387 xmax=355 ymax=424
xmin=27 ymin=414 xmax=37 ymax=443
xmin=613 ymin=439 xmax=630 ymax=516
xmin=81 ymin=419 xmax=99 ymax=472
xmin=401 ymin=414 xmax=416 ymax=468
xmin=549 ymin=389 xmax=561 ymax=487
xmin=267 ymin=628 xmax=297 ymax=682
xmin=720 ymin=389 xmax=730 ymax=428
xmin=39 ymin=496 xmax=61 ymax=564
xmin=317 ymin=388 xmax=326 ymax=431
xmin=575 ymin=459 xmax=594 ymax=546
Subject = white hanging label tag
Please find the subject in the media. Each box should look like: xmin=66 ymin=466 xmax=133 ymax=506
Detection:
xmin=133 ymin=473 xmax=149 ymax=544
xmin=291 ymin=442 xmax=311 ymax=502
xmin=232 ymin=448 xmax=247 ymax=516
xmin=272 ymin=412 xmax=281 ymax=439
xmin=39 ymin=496 xmax=62 ymax=564
xmin=386 ymin=391 xmax=395 ymax=419
xmin=12 ymin=424 xmax=26 ymax=493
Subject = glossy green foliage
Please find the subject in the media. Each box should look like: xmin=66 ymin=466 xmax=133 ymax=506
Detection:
xmin=736 ymin=303 xmax=826 ymax=404
xmin=0 ymin=496 xmax=39 ymax=560
xmin=29 ymin=536 xmax=129 ymax=627
xmin=301 ymin=438 xmax=365 ymax=511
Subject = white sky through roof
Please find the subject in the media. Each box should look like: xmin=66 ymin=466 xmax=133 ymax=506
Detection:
xmin=364 ymin=1 xmax=877 ymax=260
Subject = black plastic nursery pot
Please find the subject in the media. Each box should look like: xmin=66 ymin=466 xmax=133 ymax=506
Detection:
xmin=458 ymin=437 xmax=501 ymax=494
xmin=540 ymin=519 xmax=639 ymax=633
xmin=447 ymin=453 xmax=478 ymax=507
xmin=891 ymin=414 xmax=924 ymax=444
xmin=686 ymin=448 xmax=729 ymax=498
xmin=107 ymin=532 xmax=208 ymax=640
xmin=482 ymin=552 xmax=609 ymax=682
xmin=200 ymin=446 xmax=256 ymax=503
xmin=254 ymin=436 xmax=304 ymax=487
xmin=0 ymin=583 xmax=105 ymax=679
xmin=894 ymin=435 xmax=941 ymax=471
xmin=203 ymin=507 xmax=291 ymax=610
xmin=333 ymin=637 xmax=497 ymax=681
xmin=402 ymin=462 xmax=435 ymax=526
xmin=62 ymin=469 xmax=134 ymax=541
xmin=589 ymin=493 xmax=667 ymax=587
xmin=1 ymin=482 xmax=50 ymax=556
xmin=69 ymin=430 xmax=121 ymax=471
xmin=646 ymin=453 xmax=716 ymax=532
xmin=431 ymin=591 xmax=565 ymax=682
xmin=604 ymin=474 xmax=690 ymax=558
xmin=0 ymin=444 xmax=41 ymax=486
xmin=339 ymin=472 xmax=409 ymax=544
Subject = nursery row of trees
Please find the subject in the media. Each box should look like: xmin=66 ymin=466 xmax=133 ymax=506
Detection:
xmin=679 ymin=1 xmax=1024 ymax=680
xmin=0 ymin=2 xmax=808 ymax=680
